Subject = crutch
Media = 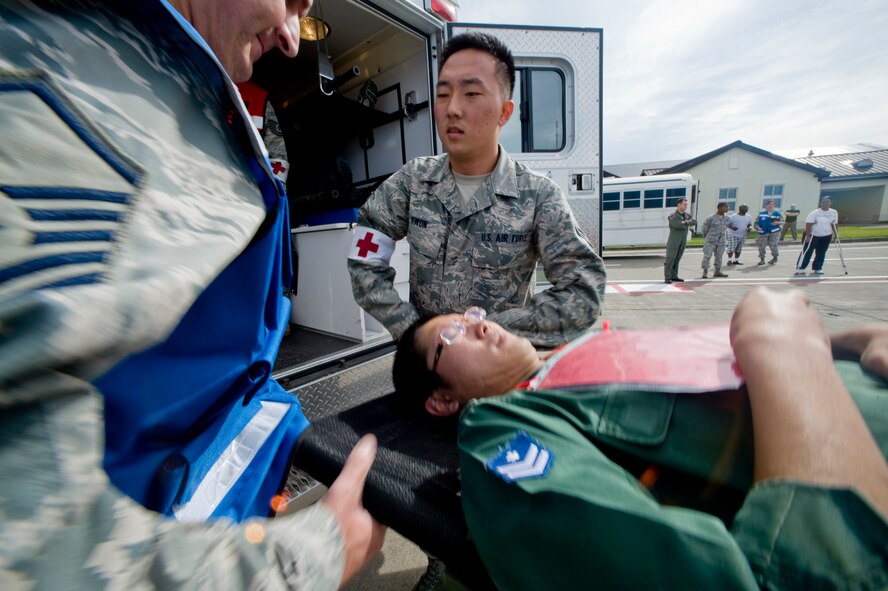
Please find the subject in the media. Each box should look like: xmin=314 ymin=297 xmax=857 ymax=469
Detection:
xmin=794 ymin=232 xmax=816 ymax=274
xmin=832 ymin=222 xmax=848 ymax=275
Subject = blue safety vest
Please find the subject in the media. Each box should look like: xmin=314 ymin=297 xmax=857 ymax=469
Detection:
xmin=95 ymin=0 xmax=308 ymax=522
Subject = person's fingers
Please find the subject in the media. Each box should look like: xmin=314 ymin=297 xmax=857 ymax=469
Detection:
xmin=330 ymin=434 xmax=377 ymax=496
xmin=731 ymin=288 xmax=821 ymax=351
xmin=861 ymin=340 xmax=888 ymax=381
xmin=320 ymin=435 xmax=387 ymax=588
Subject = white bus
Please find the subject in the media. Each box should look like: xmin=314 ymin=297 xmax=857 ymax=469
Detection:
xmin=601 ymin=173 xmax=697 ymax=248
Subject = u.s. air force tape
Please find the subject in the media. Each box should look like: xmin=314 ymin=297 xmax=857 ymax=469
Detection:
xmin=348 ymin=226 xmax=395 ymax=266
xmin=485 ymin=431 xmax=554 ymax=484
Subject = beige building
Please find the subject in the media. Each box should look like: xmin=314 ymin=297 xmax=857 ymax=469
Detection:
xmin=658 ymin=140 xmax=829 ymax=223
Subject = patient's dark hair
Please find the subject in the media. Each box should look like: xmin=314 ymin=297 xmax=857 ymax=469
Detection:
xmin=392 ymin=315 xmax=441 ymax=415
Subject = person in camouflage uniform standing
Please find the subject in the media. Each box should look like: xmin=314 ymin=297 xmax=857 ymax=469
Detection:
xmin=347 ymin=32 xmax=606 ymax=349
xmin=0 ymin=0 xmax=383 ymax=588
xmin=664 ymin=197 xmax=695 ymax=283
xmin=700 ymin=202 xmax=730 ymax=279
xmin=755 ymin=199 xmax=783 ymax=265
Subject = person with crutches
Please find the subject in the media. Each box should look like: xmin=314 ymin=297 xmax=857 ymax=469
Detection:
xmin=795 ymin=197 xmax=839 ymax=276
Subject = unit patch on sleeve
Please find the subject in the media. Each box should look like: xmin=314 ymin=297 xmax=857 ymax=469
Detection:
xmin=485 ymin=431 xmax=554 ymax=484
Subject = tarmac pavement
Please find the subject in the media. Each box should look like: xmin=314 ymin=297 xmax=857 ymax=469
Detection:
xmin=600 ymin=240 xmax=888 ymax=333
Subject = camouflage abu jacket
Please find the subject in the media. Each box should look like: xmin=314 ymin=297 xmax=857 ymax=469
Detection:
xmin=702 ymin=213 xmax=730 ymax=242
xmin=1 ymin=0 xmax=341 ymax=587
xmin=347 ymin=149 xmax=606 ymax=348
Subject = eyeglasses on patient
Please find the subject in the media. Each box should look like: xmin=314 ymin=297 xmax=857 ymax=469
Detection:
xmin=431 ymin=307 xmax=487 ymax=374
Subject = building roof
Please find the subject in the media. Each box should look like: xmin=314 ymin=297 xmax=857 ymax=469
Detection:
xmin=657 ymin=140 xmax=831 ymax=178
xmin=603 ymin=159 xmax=686 ymax=178
xmin=776 ymin=143 xmax=887 ymax=159
xmin=794 ymin=149 xmax=888 ymax=182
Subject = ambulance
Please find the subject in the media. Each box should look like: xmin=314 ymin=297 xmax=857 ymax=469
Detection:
xmin=251 ymin=0 xmax=603 ymax=382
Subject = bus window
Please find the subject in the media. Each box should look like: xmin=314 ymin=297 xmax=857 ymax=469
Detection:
xmin=601 ymin=174 xmax=696 ymax=248
xmin=603 ymin=191 xmax=620 ymax=211
xmin=644 ymin=189 xmax=664 ymax=209
xmin=666 ymin=187 xmax=686 ymax=207
xmin=623 ymin=190 xmax=641 ymax=209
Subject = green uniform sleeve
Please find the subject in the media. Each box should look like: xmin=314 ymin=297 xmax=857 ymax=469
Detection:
xmin=486 ymin=182 xmax=606 ymax=348
xmin=458 ymin=395 xmax=760 ymax=591
xmin=347 ymin=170 xmax=419 ymax=340
xmin=668 ymin=212 xmax=686 ymax=231
xmin=732 ymin=482 xmax=888 ymax=590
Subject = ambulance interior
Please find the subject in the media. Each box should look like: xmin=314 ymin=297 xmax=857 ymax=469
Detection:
xmin=252 ymin=0 xmax=437 ymax=229
xmin=250 ymin=0 xmax=441 ymax=374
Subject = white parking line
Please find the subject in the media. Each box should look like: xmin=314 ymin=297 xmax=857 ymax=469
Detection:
xmin=605 ymin=276 xmax=888 ymax=292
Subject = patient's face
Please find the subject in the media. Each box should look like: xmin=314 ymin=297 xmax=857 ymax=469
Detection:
xmin=416 ymin=313 xmax=539 ymax=403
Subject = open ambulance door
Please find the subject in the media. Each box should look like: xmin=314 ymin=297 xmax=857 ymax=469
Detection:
xmin=446 ymin=23 xmax=603 ymax=251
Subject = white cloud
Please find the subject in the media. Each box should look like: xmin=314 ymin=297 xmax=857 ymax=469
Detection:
xmin=458 ymin=0 xmax=888 ymax=163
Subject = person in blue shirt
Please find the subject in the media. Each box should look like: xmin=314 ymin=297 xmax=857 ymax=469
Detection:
xmin=754 ymin=199 xmax=783 ymax=265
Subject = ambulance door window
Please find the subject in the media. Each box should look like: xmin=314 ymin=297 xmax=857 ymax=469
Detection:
xmin=500 ymin=67 xmax=566 ymax=154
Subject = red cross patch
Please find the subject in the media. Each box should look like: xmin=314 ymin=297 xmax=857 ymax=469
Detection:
xmin=348 ymin=226 xmax=395 ymax=266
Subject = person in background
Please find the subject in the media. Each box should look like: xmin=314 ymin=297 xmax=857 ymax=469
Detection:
xmin=0 ymin=0 xmax=384 ymax=587
xmin=238 ymin=79 xmax=294 ymax=336
xmin=795 ymin=196 xmax=839 ymax=276
xmin=237 ymin=80 xmax=290 ymax=185
xmin=347 ymin=32 xmax=606 ymax=349
xmin=726 ymin=203 xmax=753 ymax=266
xmin=664 ymin=197 xmax=695 ymax=284
xmin=754 ymin=199 xmax=782 ymax=265
xmin=781 ymin=202 xmax=801 ymax=241
xmin=700 ymin=202 xmax=730 ymax=279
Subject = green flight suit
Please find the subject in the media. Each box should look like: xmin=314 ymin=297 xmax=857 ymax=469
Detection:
xmin=664 ymin=208 xmax=695 ymax=280
xmin=458 ymin=361 xmax=888 ymax=590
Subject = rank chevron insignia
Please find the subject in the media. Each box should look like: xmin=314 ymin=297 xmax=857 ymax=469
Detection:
xmin=485 ymin=432 xmax=554 ymax=483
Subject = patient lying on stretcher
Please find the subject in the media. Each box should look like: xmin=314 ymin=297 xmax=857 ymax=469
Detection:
xmin=392 ymin=288 xmax=888 ymax=589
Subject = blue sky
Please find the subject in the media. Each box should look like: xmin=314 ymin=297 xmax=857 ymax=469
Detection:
xmin=457 ymin=0 xmax=888 ymax=164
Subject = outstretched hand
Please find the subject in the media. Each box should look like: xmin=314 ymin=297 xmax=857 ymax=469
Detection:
xmin=321 ymin=434 xmax=387 ymax=588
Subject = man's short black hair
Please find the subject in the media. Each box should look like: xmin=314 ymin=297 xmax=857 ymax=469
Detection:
xmin=392 ymin=315 xmax=441 ymax=415
xmin=439 ymin=32 xmax=515 ymax=100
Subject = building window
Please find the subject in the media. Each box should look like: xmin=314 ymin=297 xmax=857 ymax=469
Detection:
xmin=762 ymin=184 xmax=784 ymax=209
xmin=719 ymin=187 xmax=738 ymax=212
xmin=623 ymin=190 xmax=641 ymax=209
xmin=643 ymin=189 xmax=664 ymax=209
xmin=665 ymin=187 xmax=687 ymax=208
xmin=500 ymin=67 xmax=566 ymax=154
xmin=603 ymin=191 xmax=620 ymax=211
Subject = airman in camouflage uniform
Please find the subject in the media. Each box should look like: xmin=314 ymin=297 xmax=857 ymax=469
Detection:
xmin=664 ymin=198 xmax=695 ymax=283
xmin=348 ymin=33 xmax=605 ymax=349
xmin=1 ymin=0 xmax=382 ymax=587
xmin=700 ymin=202 xmax=730 ymax=278
xmin=348 ymin=151 xmax=606 ymax=349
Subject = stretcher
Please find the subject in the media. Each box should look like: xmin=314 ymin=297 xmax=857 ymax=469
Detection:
xmin=285 ymin=324 xmax=746 ymax=589
xmin=280 ymin=349 xmax=493 ymax=588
